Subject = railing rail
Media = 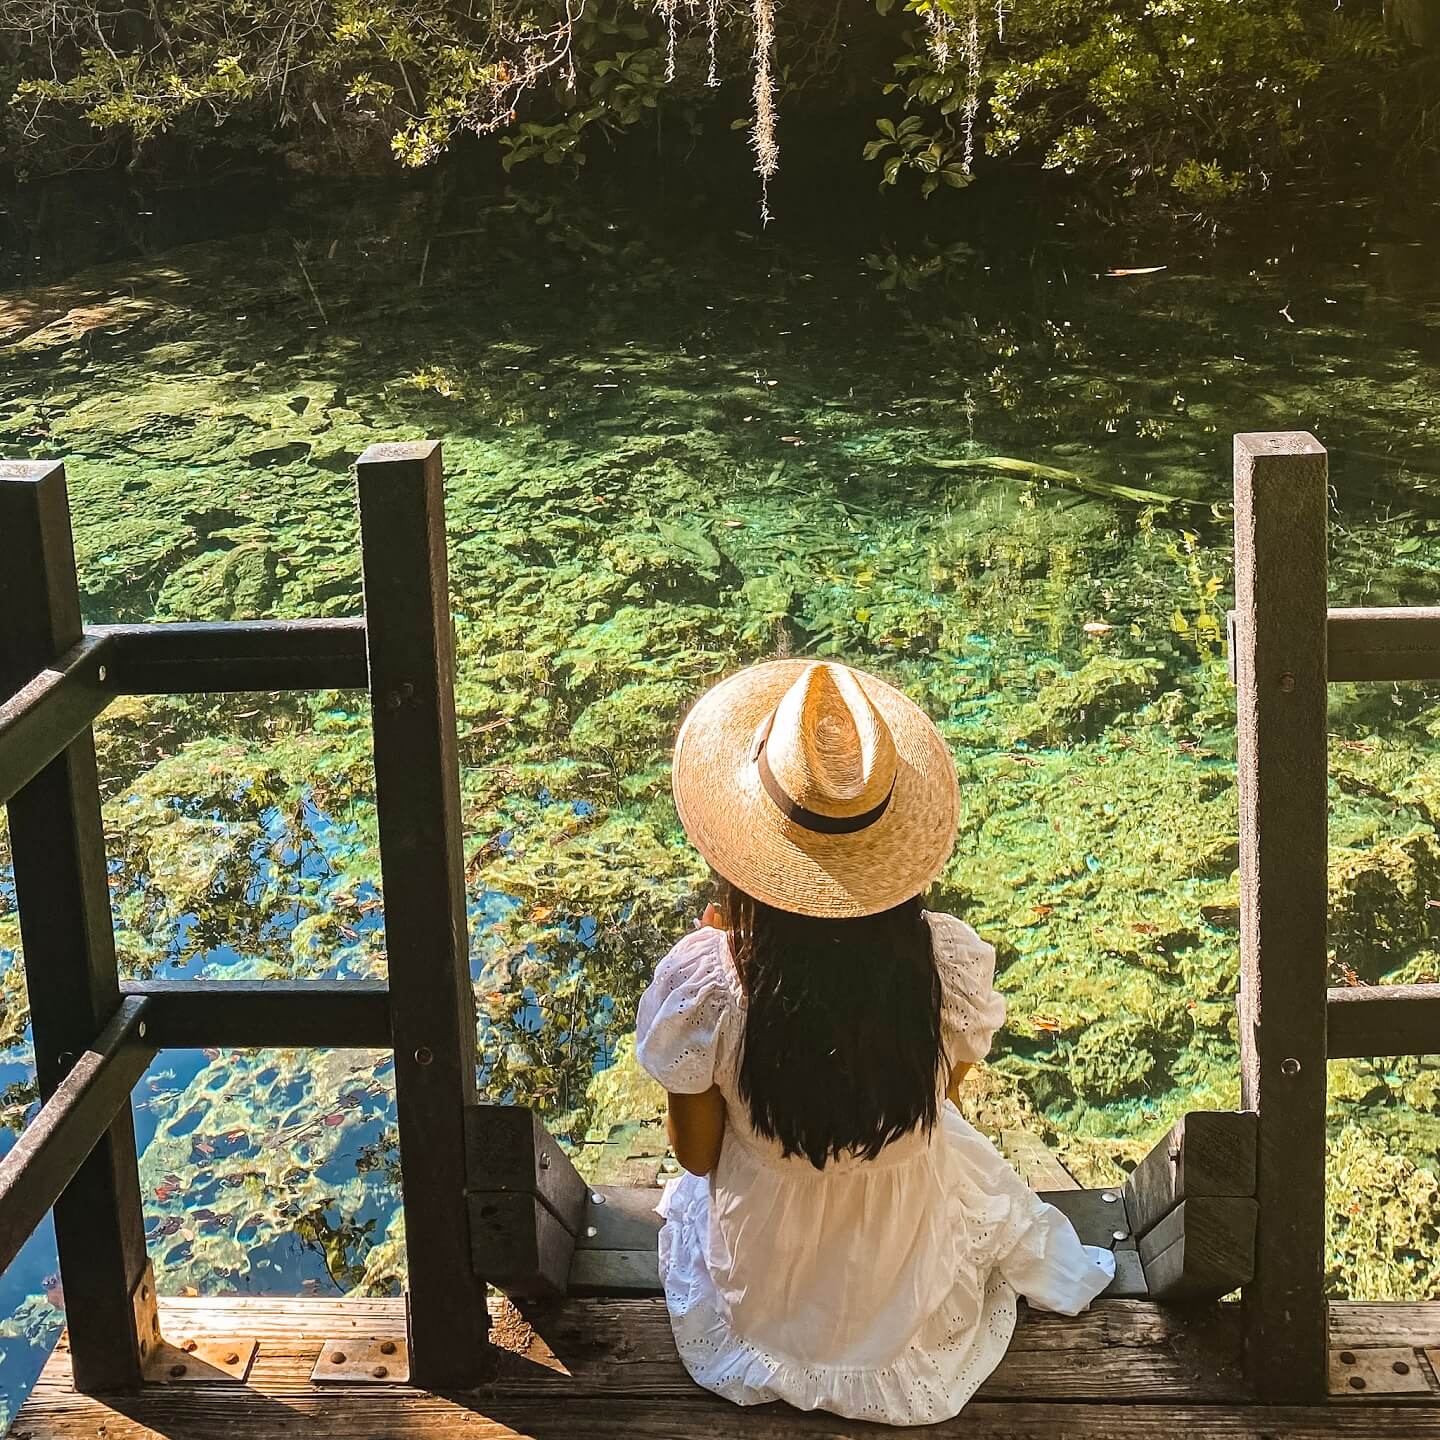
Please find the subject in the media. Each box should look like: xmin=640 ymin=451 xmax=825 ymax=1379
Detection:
xmin=1229 ymin=433 xmax=1440 ymax=1403
xmin=0 ymin=444 xmax=490 ymax=1389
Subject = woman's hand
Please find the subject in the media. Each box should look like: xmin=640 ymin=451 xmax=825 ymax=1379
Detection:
xmin=698 ymin=902 xmax=725 ymax=930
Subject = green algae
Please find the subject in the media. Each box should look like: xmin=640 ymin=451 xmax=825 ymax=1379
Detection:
xmin=2 ymin=188 xmax=1440 ymax=1417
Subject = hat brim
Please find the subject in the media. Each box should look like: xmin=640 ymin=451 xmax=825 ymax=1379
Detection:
xmin=672 ymin=660 xmax=959 ymax=919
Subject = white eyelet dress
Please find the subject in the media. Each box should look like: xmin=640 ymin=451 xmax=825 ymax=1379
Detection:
xmin=634 ymin=911 xmax=1116 ymax=1427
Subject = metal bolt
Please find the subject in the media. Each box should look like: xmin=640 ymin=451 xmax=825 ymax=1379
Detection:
xmin=591 ymin=1192 xmax=606 ymax=1205
xmin=1280 ymin=672 xmax=1296 ymax=692
xmin=1281 ymin=1057 xmax=1301 ymax=1076
xmin=330 ymin=1351 xmax=347 ymax=1364
xmin=97 ymin=664 xmax=108 ymax=683
xmin=538 ymin=1152 xmax=551 ymax=1170
xmin=182 ymin=1340 xmax=198 ymax=1353
xmin=169 ymin=1363 xmax=187 ymax=1378
xmin=585 ymin=1225 xmax=598 ymax=1238
xmin=1112 ymin=1230 xmax=1129 ymax=1242
xmin=371 ymin=1365 xmax=389 ymax=1379
xmin=138 ymin=1020 xmax=147 ymax=1039
xmin=1349 ymin=1376 xmax=1366 ymax=1391
xmin=225 ymin=1352 xmax=240 ymax=1366
xmin=1101 ymin=1191 xmax=1119 ymax=1203
xmin=380 ymin=1341 xmax=397 ymax=1356
xmin=414 ymin=1046 xmax=433 ymax=1066
xmin=1394 ymin=1360 xmax=1411 ymax=1375
xmin=1339 ymin=1351 xmax=1356 ymax=1365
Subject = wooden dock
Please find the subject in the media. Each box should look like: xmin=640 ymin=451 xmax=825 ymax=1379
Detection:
xmin=6 ymin=433 xmax=1440 ymax=1438
xmin=13 ymin=1295 xmax=1440 ymax=1438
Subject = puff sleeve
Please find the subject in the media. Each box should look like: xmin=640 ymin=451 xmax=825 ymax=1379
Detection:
xmin=635 ymin=927 xmax=738 ymax=1094
xmin=927 ymin=911 xmax=1006 ymax=1066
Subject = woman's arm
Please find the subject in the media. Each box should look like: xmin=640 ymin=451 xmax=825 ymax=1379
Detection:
xmin=945 ymin=1061 xmax=976 ymax=1108
xmin=666 ymin=1086 xmax=726 ymax=1176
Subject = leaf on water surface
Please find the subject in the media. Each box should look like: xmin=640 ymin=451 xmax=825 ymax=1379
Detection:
xmin=921 ymin=454 xmax=1186 ymax=508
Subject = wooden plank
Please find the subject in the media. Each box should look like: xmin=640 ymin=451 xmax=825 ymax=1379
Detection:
xmin=1124 ymin=1112 xmax=1258 ymax=1241
xmin=15 ymin=1394 xmax=1440 ymax=1440
xmin=569 ymin=1248 xmax=662 ymax=1295
xmin=577 ymin=1185 xmax=663 ymax=1250
xmin=356 ymin=440 xmax=488 ymax=1385
xmin=1326 ymin=607 xmax=1440 ymax=682
xmin=1332 ymin=1303 xmax=1440 ymax=1348
xmin=0 ymin=458 xmax=155 ymax=1392
xmin=0 ymin=632 xmax=113 ymax=805
xmin=122 ymin=980 xmax=391 ymax=1049
xmin=467 ymin=1191 xmax=576 ymax=1299
xmin=1232 ymin=431 xmax=1331 ymax=1402
xmin=0 ymin=997 xmax=155 ymax=1274
xmin=93 ymin=618 xmax=367 ymax=694
xmin=1327 ymin=984 xmax=1440 ymax=1058
xmin=464 ymin=1105 xmax=588 ymax=1237
xmin=1139 ymin=1197 xmax=1258 ymax=1299
xmin=1001 ymin=1129 xmax=1080 ymax=1191
xmin=1104 ymin=1246 xmax=1149 ymax=1299
xmin=1037 ymin=1187 xmax=1133 ymax=1247
xmin=15 ymin=1294 xmax=1254 ymax=1407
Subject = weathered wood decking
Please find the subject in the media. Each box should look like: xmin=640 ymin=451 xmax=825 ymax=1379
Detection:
xmin=13 ymin=1295 xmax=1440 ymax=1438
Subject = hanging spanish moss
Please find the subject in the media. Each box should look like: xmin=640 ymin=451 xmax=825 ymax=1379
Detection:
xmin=706 ymin=0 xmax=721 ymax=85
xmin=658 ymin=0 xmax=679 ymax=82
xmin=924 ymin=2 xmax=956 ymax=68
xmin=960 ymin=0 xmax=982 ymax=174
xmin=750 ymin=0 xmax=779 ymax=223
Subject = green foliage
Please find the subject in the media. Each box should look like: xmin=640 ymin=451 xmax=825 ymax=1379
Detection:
xmin=0 ymin=0 xmax=1431 ymax=214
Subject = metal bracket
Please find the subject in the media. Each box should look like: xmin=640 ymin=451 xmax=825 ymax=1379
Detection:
xmin=1328 ymin=1347 xmax=1432 ymax=1396
xmin=143 ymin=1336 xmax=257 ymax=1385
xmin=129 ymin=1261 xmax=163 ymax=1370
xmin=310 ymin=1336 xmax=410 ymax=1384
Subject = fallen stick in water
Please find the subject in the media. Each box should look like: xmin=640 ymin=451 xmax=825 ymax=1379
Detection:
xmin=921 ymin=454 xmax=1190 ymax=508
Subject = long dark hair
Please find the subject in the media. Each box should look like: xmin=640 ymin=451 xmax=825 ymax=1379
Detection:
xmin=723 ymin=879 xmax=945 ymax=1170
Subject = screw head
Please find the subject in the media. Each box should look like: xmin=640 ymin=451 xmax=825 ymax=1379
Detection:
xmin=414 ymin=1046 xmax=433 ymax=1066
xmin=1339 ymin=1351 xmax=1356 ymax=1365
xmin=591 ymin=1192 xmax=606 ymax=1204
xmin=538 ymin=1152 xmax=551 ymax=1169
xmin=330 ymin=1350 xmax=347 ymax=1364
xmin=1112 ymin=1229 xmax=1129 ymax=1242
xmin=1101 ymin=1191 xmax=1119 ymax=1203
xmin=1349 ymin=1375 xmax=1366 ymax=1390
xmin=585 ymin=1225 xmax=598 ymax=1238
xmin=1281 ymin=1056 xmax=1301 ymax=1076
xmin=138 ymin=1020 xmax=147 ymax=1039
xmin=225 ymin=1352 xmax=240 ymax=1366
xmin=97 ymin=664 xmax=108 ymax=683
xmin=182 ymin=1340 xmax=198 ymax=1353
xmin=1394 ymin=1360 xmax=1411 ymax=1375
xmin=380 ymin=1340 xmax=397 ymax=1356
xmin=371 ymin=1365 xmax=388 ymax=1379
xmin=169 ymin=1363 xmax=187 ymax=1378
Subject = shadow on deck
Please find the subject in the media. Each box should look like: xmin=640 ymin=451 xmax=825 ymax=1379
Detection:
xmin=15 ymin=1294 xmax=1440 ymax=1438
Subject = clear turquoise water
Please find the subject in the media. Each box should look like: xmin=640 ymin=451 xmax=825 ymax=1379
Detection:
xmin=1 ymin=177 xmax=1438 ymax=1424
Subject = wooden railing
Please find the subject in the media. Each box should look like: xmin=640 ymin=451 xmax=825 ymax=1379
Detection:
xmin=0 ymin=444 xmax=497 ymax=1389
xmin=1229 ymin=432 xmax=1440 ymax=1402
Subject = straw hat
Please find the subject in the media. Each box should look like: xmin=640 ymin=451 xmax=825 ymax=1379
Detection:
xmin=672 ymin=659 xmax=959 ymax=918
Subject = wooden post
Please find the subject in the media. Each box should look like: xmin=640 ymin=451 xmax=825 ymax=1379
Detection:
xmin=1232 ymin=433 xmax=1330 ymax=1402
xmin=0 ymin=460 xmax=158 ymax=1391
xmin=356 ymin=442 xmax=490 ymax=1386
